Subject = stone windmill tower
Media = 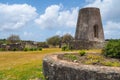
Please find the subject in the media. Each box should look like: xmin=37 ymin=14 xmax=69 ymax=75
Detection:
xmin=72 ymin=7 xmax=105 ymax=49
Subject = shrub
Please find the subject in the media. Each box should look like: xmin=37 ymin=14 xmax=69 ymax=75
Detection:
xmin=62 ymin=45 xmax=68 ymax=51
xmin=29 ymin=48 xmax=38 ymax=51
xmin=85 ymin=54 xmax=103 ymax=65
xmin=101 ymin=61 xmax=120 ymax=67
xmin=61 ymin=45 xmax=71 ymax=51
xmin=30 ymin=48 xmax=34 ymax=51
xmin=102 ymin=40 xmax=120 ymax=58
xmin=24 ymin=48 xmax=28 ymax=51
xmin=0 ymin=48 xmax=5 ymax=51
xmin=69 ymin=45 xmax=73 ymax=51
xmin=33 ymin=48 xmax=37 ymax=51
xmin=64 ymin=54 xmax=78 ymax=61
xmin=13 ymin=48 xmax=17 ymax=51
xmin=39 ymin=47 xmax=42 ymax=51
xmin=0 ymin=48 xmax=2 ymax=51
xmin=79 ymin=50 xmax=86 ymax=56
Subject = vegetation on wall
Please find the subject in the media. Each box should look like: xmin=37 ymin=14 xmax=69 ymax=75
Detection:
xmin=79 ymin=50 xmax=86 ymax=56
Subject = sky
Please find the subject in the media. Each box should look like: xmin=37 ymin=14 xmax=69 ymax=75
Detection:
xmin=0 ymin=0 xmax=120 ymax=41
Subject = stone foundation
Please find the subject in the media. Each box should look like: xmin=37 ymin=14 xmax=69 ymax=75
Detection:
xmin=70 ymin=40 xmax=105 ymax=50
xmin=43 ymin=54 xmax=120 ymax=80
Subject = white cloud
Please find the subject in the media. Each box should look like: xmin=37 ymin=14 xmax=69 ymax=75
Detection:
xmin=85 ymin=0 xmax=96 ymax=3
xmin=85 ymin=0 xmax=111 ymax=21
xmin=0 ymin=3 xmax=37 ymax=31
xmin=23 ymin=32 xmax=33 ymax=36
xmin=85 ymin=0 xmax=120 ymax=22
xmin=85 ymin=0 xmax=120 ymax=39
xmin=104 ymin=21 xmax=120 ymax=31
xmin=56 ymin=31 xmax=62 ymax=35
xmin=35 ymin=4 xmax=79 ymax=29
xmin=104 ymin=21 xmax=120 ymax=39
xmin=55 ymin=31 xmax=74 ymax=37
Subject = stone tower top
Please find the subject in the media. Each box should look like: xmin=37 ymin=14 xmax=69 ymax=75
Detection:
xmin=80 ymin=7 xmax=100 ymax=11
xmin=75 ymin=7 xmax=104 ymax=42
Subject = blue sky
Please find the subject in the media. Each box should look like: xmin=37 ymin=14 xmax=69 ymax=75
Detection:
xmin=0 ymin=0 xmax=120 ymax=41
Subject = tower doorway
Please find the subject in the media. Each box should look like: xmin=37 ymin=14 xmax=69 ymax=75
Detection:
xmin=94 ymin=25 xmax=98 ymax=38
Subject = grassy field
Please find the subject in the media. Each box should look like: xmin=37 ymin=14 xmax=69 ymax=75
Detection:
xmin=0 ymin=48 xmax=101 ymax=80
xmin=0 ymin=48 xmax=65 ymax=80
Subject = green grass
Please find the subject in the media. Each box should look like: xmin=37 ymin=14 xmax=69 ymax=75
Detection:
xmin=62 ymin=49 xmax=120 ymax=67
xmin=64 ymin=54 xmax=78 ymax=61
xmin=0 ymin=48 xmax=112 ymax=80
xmin=0 ymin=48 xmax=63 ymax=80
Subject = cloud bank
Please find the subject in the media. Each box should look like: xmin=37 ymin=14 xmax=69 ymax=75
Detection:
xmin=0 ymin=3 xmax=37 ymax=31
xmin=85 ymin=0 xmax=120 ymax=39
xmin=0 ymin=1 xmax=120 ymax=40
xmin=35 ymin=5 xmax=79 ymax=29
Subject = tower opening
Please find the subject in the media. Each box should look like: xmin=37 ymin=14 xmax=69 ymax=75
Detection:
xmin=94 ymin=25 xmax=98 ymax=38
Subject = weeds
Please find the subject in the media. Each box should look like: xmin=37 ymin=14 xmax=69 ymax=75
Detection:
xmin=64 ymin=54 xmax=78 ymax=61
xmin=79 ymin=50 xmax=86 ymax=56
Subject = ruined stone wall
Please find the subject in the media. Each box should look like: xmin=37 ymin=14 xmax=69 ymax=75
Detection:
xmin=70 ymin=40 xmax=105 ymax=50
xmin=43 ymin=54 xmax=120 ymax=80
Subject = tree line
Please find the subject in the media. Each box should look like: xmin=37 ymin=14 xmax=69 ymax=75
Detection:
xmin=0 ymin=33 xmax=74 ymax=49
xmin=46 ymin=33 xmax=73 ymax=48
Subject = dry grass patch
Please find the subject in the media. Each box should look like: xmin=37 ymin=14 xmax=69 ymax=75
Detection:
xmin=59 ymin=49 xmax=120 ymax=67
xmin=0 ymin=48 xmax=62 ymax=80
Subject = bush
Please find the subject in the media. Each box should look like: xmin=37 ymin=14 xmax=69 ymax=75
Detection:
xmin=24 ymin=48 xmax=28 ymax=51
xmin=79 ymin=50 xmax=86 ymax=56
xmin=0 ymin=48 xmax=2 ymax=51
xmin=62 ymin=45 xmax=72 ymax=51
xmin=64 ymin=54 xmax=78 ymax=61
xmin=29 ymin=48 xmax=34 ymax=51
xmin=102 ymin=40 xmax=120 ymax=58
xmin=33 ymin=48 xmax=37 ymax=51
xmin=0 ymin=48 xmax=5 ymax=51
xmin=13 ymin=48 xmax=17 ymax=51
xmin=39 ymin=47 xmax=42 ymax=51
xmin=62 ymin=45 xmax=68 ymax=51
xmin=69 ymin=45 xmax=73 ymax=51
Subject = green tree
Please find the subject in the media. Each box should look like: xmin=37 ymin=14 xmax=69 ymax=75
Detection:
xmin=61 ymin=33 xmax=73 ymax=45
xmin=102 ymin=40 xmax=120 ymax=58
xmin=47 ymin=35 xmax=61 ymax=47
xmin=7 ymin=34 xmax=21 ymax=43
xmin=37 ymin=42 xmax=49 ymax=48
xmin=0 ymin=39 xmax=7 ymax=44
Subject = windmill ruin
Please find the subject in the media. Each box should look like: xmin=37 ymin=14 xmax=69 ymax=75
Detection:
xmin=71 ymin=7 xmax=105 ymax=49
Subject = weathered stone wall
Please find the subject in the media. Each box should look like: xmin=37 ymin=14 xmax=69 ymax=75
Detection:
xmin=70 ymin=40 xmax=105 ymax=50
xmin=43 ymin=54 xmax=120 ymax=80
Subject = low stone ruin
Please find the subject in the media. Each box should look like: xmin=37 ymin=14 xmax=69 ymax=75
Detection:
xmin=43 ymin=54 xmax=120 ymax=80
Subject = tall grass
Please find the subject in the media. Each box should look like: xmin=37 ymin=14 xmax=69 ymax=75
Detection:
xmin=0 ymin=48 xmax=62 ymax=80
xmin=0 ymin=48 xmax=101 ymax=80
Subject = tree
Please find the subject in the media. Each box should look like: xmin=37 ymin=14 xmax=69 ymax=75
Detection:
xmin=37 ymin=42 xmax=49 ymax=48
xmin=0 ymin=39 xmax=7 ymax=44
xmin=46 ymin=35 xmax=61 ymax=47
xmin=61 ymin=33 xmax=74 ymax=44
xmin=7 ymin=34 xmax=20 ymax=43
